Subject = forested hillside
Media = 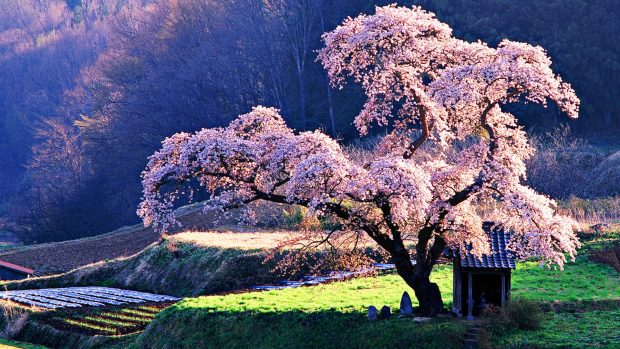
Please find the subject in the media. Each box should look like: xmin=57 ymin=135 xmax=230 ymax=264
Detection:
xmin=1 ymin=0 xmax=618 ymax=243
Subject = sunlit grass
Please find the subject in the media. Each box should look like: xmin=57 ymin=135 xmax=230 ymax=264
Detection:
xmin=174 ymin=264 xmax=452 ymax=315
xmin=83 ymin=316 xmax=140 ymax=328
xmin=118 ymin=308 xmax=158 ymax=318
xmin=512 ymin=256 xmax=620 ymax=302
xmin=138 ymin=249 xmax=620 ymax=348
xmin=63 ymin=318 xmax=117 ymax=334
xmin=99 ymin=312 xmax=152 ymax=323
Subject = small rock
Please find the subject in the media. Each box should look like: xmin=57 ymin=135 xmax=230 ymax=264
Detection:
xmin=413 ymin=316 xmax=431 ymax=322
xmin=368 ymin=305 xmax=378 ymax=321
xmin=379 ymin=305 xmax=392 ymax=319
xmin=399 ymin=291 xmax=413 ymax=316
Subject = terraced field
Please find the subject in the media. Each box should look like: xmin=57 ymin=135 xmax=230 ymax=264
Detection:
xmin=42 ymin=303 xmax=173 ymax=336
xmin=0 ymin=204 xmax=224 ymax=274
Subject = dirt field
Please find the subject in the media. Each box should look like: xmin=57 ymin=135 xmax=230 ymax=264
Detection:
xmin=0 ymin=204 xmax=235 ymax=274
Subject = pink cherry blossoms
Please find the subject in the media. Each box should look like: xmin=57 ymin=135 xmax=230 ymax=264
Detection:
xmin=139 ymin=5 xmax=581 ymax=314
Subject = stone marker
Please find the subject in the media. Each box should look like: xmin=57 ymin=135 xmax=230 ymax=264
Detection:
xmin=413 ymin=316 xmax=431 ymax=322
xmin=399 ymin=291 xmax=413 ymax=316
xmin=379 ymin=305 xmax=392 ymax=319
xmin=368 ymin=305 xmax=378 ymax=321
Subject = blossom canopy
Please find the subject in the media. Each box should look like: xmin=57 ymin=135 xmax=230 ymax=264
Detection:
xmin=138 ymin=5 xmax=581 ymax=315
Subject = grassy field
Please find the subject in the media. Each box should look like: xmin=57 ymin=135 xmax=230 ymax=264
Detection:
xmin=171 ymin=231 xmax=292 ymax=250
xmin=137 ymin=266 xmax=464 ymax=349
xmin=134 ymin=233 xmax=620 ymax=349
xmin=511 ymin=257 xmax=620 ymax=302
xmin=490 ymin=309 xmax=620 ymax=348
xmin=2 ymin=229 xmax=617 ymax=348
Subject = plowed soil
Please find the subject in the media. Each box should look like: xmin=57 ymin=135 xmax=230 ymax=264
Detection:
xmin=0 ymin=206 xmax=222 ymax=274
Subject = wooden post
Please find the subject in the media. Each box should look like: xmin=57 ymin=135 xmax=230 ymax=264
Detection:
xmin=467 ymin=272 xmax=473 ymax=320
xmin=453 ymin=259 xmax=462 ymax=316
xmin=501 ymin=273 xmax=506 ymax=306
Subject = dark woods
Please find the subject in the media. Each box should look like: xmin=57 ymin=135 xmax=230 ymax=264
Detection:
xmin=1 ymin=0 xmax=618 ymax=243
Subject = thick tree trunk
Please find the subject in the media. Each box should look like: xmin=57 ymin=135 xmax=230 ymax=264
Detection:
xmin=391 ymin=245 xmax=445 ymax=317
xmin=410 ymin=275 xmax=444 ymax=316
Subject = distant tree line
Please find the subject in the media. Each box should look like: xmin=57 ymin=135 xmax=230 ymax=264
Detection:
xmin=0 ymin=0 xmax=618 ymax=243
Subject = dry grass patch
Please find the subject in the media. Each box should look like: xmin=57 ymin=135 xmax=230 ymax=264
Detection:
xmin=171 ymin=231 xmax=297 ymax=250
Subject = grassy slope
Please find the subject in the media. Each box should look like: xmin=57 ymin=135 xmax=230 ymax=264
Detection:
xmin=137 ymin=245 xmax=620 ymax=349
xmin=137 ymin=266 xmax=464 ymax=349
xmin=4 ymin=231 xmax=617 ymax=348
xmin=0 ymin=203 xmax=230 ymax=274
xmin=2 ymin=239 xmax=281 ymax=297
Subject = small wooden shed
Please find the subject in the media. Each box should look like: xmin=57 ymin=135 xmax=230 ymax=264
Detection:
xmin=447 ymin=223 xmax=516 ymax=320
xmin=0 ymin=260 xmax=35 ymax=280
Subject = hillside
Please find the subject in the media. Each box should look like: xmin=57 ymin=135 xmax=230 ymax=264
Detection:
xmin=0 ymin=228 xmax=618 ymax=348
xmin=1 ymin=231 xmax=293 ymax=297
xmin=136 ymin=233 xmax=620 ymax=349
xmin=0 ymin=204 xmax=228 ymax=274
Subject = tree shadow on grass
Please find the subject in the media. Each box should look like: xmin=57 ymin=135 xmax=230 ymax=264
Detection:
xmin=138 ymin=309 xmax=466 ymax=349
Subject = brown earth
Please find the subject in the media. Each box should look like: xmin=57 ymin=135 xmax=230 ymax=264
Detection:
xmin=0 ymin=204 xmax=232 ymax=275
xmin=590 ymin=245 xmax=620 ymax=273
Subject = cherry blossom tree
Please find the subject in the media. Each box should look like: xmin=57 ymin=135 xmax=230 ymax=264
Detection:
xmin=138 ymin=5 xmax=580 ymax=316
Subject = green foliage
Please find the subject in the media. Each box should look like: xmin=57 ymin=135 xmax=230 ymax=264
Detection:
xmin=483 ymin=299 xmax=544 ymax=336
xmin=504 ymin=299 xmax=544 ymax=330
xmin=282 ymin=206 xmax=306 ymax=228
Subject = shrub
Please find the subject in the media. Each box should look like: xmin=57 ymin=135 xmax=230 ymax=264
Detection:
xmin=0 ymin=302 xmax=29 ymax=339
xmin=504 ymin=299 xmax=543 ymax=330
xmin=483 ymin=299 xmax=544 ymax=335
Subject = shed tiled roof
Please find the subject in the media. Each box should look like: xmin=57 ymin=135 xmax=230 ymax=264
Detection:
xmin=448 ymin=223 xmax=516 ymax=269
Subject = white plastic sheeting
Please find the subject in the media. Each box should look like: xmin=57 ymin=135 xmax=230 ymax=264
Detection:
xmin=0 ymin=287 xmax=180 ymax=309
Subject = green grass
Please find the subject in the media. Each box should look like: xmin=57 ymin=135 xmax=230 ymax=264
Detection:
xmin=99 ymin=312 xmax=153 ymax=323
xmin=82 ymin=316 xmax=142 ymax=328
xmin=62 ymin=318 xmax=118 ymax=334
xmin=490 ymin=309 xmax=620 ymax=348
xmin=119 ymin=309 xmax=159 ymax=318
xmin=0 ymin=338 xmax=46 ymax=349
xmin=138 ymin=265 xmax=463 ymax=349
xmin=511 ymin=256 xmax=620 ymax=302
xmin=175 ymin=265 xmax=452 ymax=314
xmin=38 ymin=304 xmax=168 ymax=338
xmin=136 ymin=250 xmax=620 ymax=349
